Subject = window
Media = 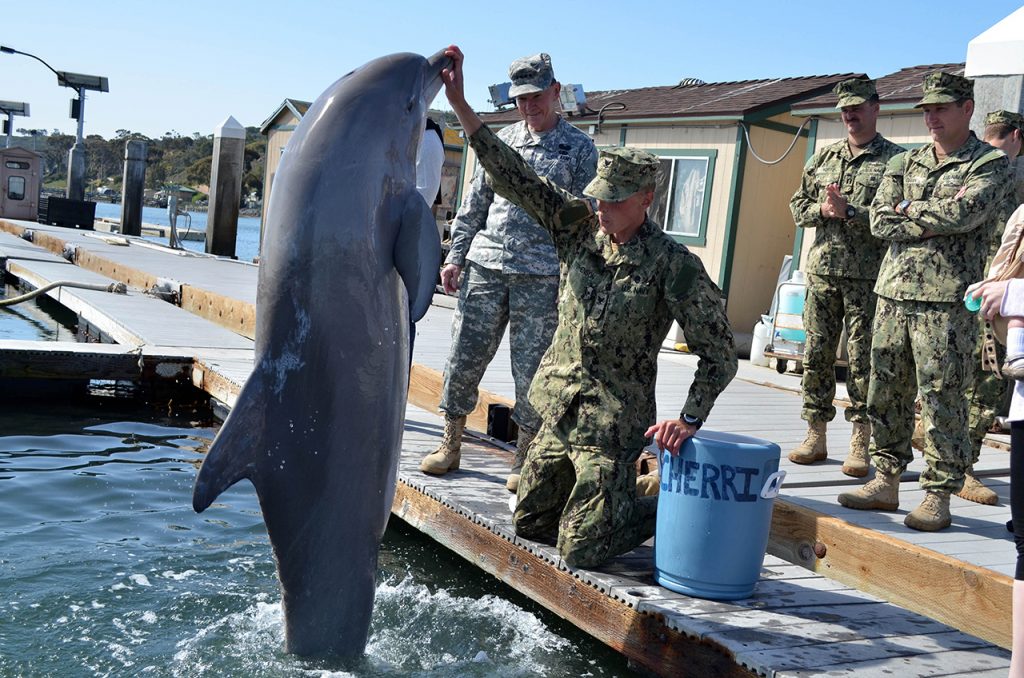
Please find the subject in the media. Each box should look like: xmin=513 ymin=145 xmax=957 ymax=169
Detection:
xmin=5 ymin=160 xmax=30 ymax=170
xmin=647 ymin=150 xmax=717 ymax=246
xmin=7 ymin=176 xmax=25 ymax=201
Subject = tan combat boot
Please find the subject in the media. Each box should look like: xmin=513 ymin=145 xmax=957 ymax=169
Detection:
xmin=788 ymin=420 xmax=827 ymax=464
xmin=837 ymin=470 xmax=900 ymax=511
xmin=904 ymin=491 xmax=951 ymax=531
xmin=505 ymin=426 xmax=537 ymax=493
xmin=956 ymin=468 xmax=998 ymax=506
xmin=841 ymin=422 xmax=871 ymax=478
xmin=420 ymin=415 xmax=466 ymax=475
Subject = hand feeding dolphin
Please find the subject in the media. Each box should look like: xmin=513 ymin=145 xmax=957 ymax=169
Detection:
xmin=192 ymin=50 xmax=447 ymax=659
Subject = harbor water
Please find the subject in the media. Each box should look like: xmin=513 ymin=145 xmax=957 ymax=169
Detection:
xmin=0 ymin=290 xmax=633 ymax=676
xmin=91 ymin=203 xmax=262 ymax=263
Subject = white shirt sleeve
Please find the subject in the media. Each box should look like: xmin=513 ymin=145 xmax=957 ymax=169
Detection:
xmin=416 ymin=133 xmax=445 ymax=205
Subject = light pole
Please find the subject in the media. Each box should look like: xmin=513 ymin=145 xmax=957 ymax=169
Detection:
xmin=1 ymin=45 xmax=108 ymax=201
xmin=0 ymin=100 xmax=30 ymax=149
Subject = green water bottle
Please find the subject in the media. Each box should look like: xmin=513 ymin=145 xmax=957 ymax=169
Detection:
xmin=964 ymin=290 xmax=982 ymax=312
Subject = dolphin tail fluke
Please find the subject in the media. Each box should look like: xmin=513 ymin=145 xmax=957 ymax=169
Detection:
xmin=192 ymin=367 xmax=268 ymax=513
xmin=395 ymin=191 xmax=442 ymax=322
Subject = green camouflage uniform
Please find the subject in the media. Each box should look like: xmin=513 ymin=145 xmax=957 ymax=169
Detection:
xmin=466 ymin=124 xmax=737 ymax=568
xmin=868 ymin=102 xmax=1011 ymax=492
xmin=966 ymin=109 xmax=1024 ymax=459
xmin=791 ymin=114 xmax=903 ymax=424
xmin=440 ymin=117 xmax=597 ymax=431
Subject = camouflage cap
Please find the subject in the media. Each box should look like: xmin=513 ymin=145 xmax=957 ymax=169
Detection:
xmin=583 ymin=147 xmax=661 ymax=202
xmin=985 ymin=109 xmax=1024 ymax=133
xmin=914 ymin=71 xmax=973 ymax=108
xmin=833 ymin=78 xmax=877 ymax=108
xmin=508 ymin=53 xmax=555 ymax=98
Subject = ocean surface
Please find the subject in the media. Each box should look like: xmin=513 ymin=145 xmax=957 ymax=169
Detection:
xmin=0 ymin=288 xmax=633 ymax=676
xmin=92 ymin=202 xmax=262 ymax=263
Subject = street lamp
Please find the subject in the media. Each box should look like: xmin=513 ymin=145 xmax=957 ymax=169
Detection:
xmin=0 ymin=100 xmax=30 ymax=149
xmin=0 ymin=45 xmax=108 ymax=201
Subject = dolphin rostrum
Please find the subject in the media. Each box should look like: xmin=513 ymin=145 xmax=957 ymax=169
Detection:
xmin=192 ymin=51 xmax=447 ymax=659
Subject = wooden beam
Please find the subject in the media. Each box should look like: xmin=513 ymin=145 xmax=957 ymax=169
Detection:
xmin=408 ymin=363 xmax=514 ymax=433
xmin=191 ymin=357 xmax=244 ymax=408
xmin=392 ymin=481 xmax=755 ymax=678
xmin=768 ymin=499 xmax=1012 ymax=649
xmin=180 ymin=285 xmax=255 ymax=340
xmin=0 ymin=340 xmax=192 ymax=381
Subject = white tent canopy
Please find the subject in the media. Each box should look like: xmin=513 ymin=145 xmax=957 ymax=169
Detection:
xmin=966 ymin=6 xmax=1024 ymax=77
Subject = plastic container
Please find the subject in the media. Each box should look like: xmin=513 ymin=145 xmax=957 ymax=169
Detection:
xmin=654 ymin=430 xmax=785 ymax=600
xmin=774 ymin=273 xmax=807 ymax=343
xmin=749 ymin=315 xmax=771 ymax=367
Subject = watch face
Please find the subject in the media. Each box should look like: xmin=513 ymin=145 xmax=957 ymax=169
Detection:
xmin=846 ymin=206 xmax=855 ymax=218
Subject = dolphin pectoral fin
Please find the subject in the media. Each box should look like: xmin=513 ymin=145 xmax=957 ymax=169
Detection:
xmin=395 ymin=192 xmax=442 ymax=322
xmin=192 ymin=368 xmax=267 ymax=513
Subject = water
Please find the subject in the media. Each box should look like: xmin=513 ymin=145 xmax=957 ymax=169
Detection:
xmin=0 ymin=281 xmax=79 ymax=341
xmin=0 ymin=403 xmax=633 ymax=677
xmin=92 ymin=203 xmax=262 ymax=263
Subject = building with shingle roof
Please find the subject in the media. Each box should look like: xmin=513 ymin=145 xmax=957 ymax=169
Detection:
xmin=467 ymin=72 xmax=859 ymax=339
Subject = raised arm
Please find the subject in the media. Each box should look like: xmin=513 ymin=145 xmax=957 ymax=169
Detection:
xmin=441 ymin=45 xmax=589 ymax=250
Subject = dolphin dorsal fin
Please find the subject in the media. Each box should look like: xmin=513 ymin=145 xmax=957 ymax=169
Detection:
xmin=394 ymin=192 xmax=442 ymax=322
xmin=192 ymin=367 xmax=268 ymax=512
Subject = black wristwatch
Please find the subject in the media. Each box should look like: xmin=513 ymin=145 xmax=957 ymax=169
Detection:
xmin=682 ymin=414 xmax=703 ymax=430
xmin=845 ymin=205 xmax=856 ymax=220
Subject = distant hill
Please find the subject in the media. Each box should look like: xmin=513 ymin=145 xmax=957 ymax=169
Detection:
xmin=8 ymin=127 xmax=265 ymax=200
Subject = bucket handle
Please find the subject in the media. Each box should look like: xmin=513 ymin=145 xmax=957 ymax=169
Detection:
xmin=760 ymin=470 xmax=786 ymax=499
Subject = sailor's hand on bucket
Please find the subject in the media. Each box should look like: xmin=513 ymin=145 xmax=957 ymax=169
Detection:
xmin=646 ymin=418 xmax=696 ymax=456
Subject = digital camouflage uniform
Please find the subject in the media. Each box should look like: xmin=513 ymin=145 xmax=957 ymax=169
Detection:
xmin=465 ymin=124 xmax=737 ymax=568
xmin=868 ymin=88 xmax=1011 ymax=492
xmin=790 ymin=82 xmax=904 ymax=424
xmin=966 ymin=110 xmax=1024 ymax=460
xmin=441 ymin=116 xmax=597 ymax=431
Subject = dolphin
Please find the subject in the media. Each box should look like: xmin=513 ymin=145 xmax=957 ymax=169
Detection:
xmin=192 ymin=50 xmax=447 ymax=659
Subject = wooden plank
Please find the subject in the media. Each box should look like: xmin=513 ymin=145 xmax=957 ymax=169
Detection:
xmin=390 ymin=480 xmax=756 ymax=678
xmin=180 ymin=285 xmax=255 ymax=340
xmin=0 ymin=340 xmax=192 ymax=381
xmin=768 ymin=499 xmax=1012 ymax=649
xmin=408 ymin=362 xmax=513 ymax=433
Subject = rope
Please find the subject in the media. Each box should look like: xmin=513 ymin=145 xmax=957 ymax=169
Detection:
xmin=0 ymin=280 xmax=127 ymax=307
xmin=740 ymin=118 xmax=813 ymax=166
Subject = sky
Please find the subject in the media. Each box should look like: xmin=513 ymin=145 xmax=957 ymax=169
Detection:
xmin=2 ymin=0 xmax=1022 ymax=140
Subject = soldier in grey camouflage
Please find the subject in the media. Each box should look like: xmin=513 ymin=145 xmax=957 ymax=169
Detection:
xmin=420 ymin=52 xmax=598 ymax=491
xmin=788 ymin=77 xmax=903 ymax=478
xmin=838 ymin=72 xmax=1013 ymax=531
xmin=959 ymin=109 xmax=1024 ymax=505
xmin=441 ymin=45 xmax=738 ymax=568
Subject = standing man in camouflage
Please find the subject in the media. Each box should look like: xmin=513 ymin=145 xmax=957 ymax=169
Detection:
xmin=959 ymin=110 xmax=1024 ymax=505
xmin=441 ymin=45 xmax=737 ymax=568
xmin=420 ymin=52 xmax=598 ymax=491
xmin=788 ymin=78 xmax=903 ymax=477
xmin=838 ymin=73 xmax=1012 ymax=531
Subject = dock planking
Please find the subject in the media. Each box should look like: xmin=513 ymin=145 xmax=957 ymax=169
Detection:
xmin=0 ymin=216 xmax=1015 ymax=674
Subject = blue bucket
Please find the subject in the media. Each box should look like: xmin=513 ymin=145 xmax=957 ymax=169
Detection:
xmin=654 ymin=430 xmax=784 ymax=600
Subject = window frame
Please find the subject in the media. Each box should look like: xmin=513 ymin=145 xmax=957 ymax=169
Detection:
xmin=642 ymin=148 xmax=717 ymax=247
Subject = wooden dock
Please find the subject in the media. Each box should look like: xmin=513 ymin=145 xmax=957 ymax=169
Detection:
xmin=0 ymin=216 xmax=1015 ymax=676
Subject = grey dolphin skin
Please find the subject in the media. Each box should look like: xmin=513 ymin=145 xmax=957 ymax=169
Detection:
xmin=191 ymin=50 xmax=447 ymax=659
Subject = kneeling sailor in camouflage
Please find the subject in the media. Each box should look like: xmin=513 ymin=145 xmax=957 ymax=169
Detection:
xmin=788 ymin=77 xmax=902 ymax=476
xmin=838 ymin=72 xmax=1012 ymax=531
xmin=441 ymin=45 xmax=737 ymax=568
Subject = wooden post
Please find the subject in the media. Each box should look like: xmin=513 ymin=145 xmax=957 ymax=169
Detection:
xmin=206 ymin=116 xmax=245 ymax=257
xmin=119 ymin=139 xmax=146 ymax=236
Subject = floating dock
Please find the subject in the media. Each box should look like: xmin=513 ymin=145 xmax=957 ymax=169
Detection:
xmin=0 ymin=217 xmax=1014 ymax=676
